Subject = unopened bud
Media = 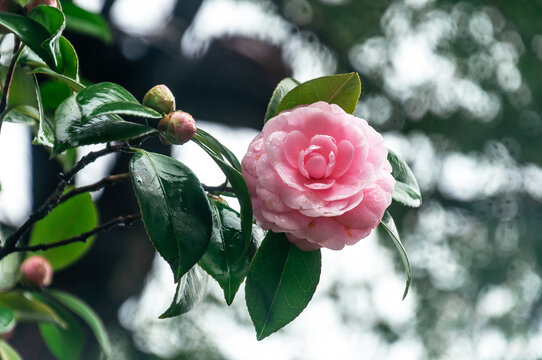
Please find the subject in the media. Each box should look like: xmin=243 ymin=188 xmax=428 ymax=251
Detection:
xmin=143 ymin=85 xmax=176 ymax=114
xmin=26 ymin=0 xmax=58 ymax=11
xmin=158 ymin=111 xmax=197 ymax=145
xmin=21 ymin=256 xmax=53 ymax=288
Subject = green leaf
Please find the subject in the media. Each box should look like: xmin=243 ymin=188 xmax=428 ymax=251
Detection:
xmin=35 ymin=80 xmax=69 ymax=149
xmin=27 ymin=5 xmax=66 ymax=70
xmin=57 ymin=36 xmax=79 ymax=80
xmin=61 ymin=1 xmax=112 ymax=43
xmin=130 ymin=150 xmax=213 ymax=281
xmin=194 ymin=128 xmax=241 ymax=172
xmin=89 ymin=101 xmax=162 ymax=119
xmin=32 ymin=66 xmax=84 ymax=91
xmin=48 ymin=290 xmax=111 ymax=357
xmin=276 ymin=72 xmax=361 ymax=114
xmin=387 ymin=149 xmax=422 ymax=208
xmin=28 ymin=191 xmax=98 ymax=271
xmin=76 ymin=82 xmax=139 ymax=115
xmin=192 ymin=134 xmax=253 ymax=261
xmin=0 ymin=238 xmax=21 ymax=291
xmin=0 ymin=12 xmax=56 ymax=68
xmin=51 ymin=83 xmax=157 ymax=153
xmin=245 ymin=231 xmax=321 ymax=340
xmin=264 ymin=77 xmax=300 ymax=122
xmin=0 ymin=291 xmax=65 ymax=327
xmin=53 ymin=93 xmax=154 ymax=154
xmin=39 ymin=302 xmax=84 ymax=360
xmin=15 ymin=46 xmax=47 ymax=68
xmin=3 ymin=65 xmax=40 ymax=124
xmin=39 ymin=79 xmax=73 ymax=110
xmin=0 ymin=306 xmax=15 ymax=334
xmin=199 ymin=200 xmax=256 ymax=305
xmin=159 ymin=265 xmax=208 ymax=318
xmin=379 ymin=211 xmax=412 ymax=300
xmin=0 ymin=341 xmax=22 ymax=360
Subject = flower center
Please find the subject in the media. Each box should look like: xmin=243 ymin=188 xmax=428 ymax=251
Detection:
xmin=305 ymin=153 xmax=327 ymax=179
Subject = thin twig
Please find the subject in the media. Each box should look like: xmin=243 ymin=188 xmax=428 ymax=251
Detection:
xmin=11 ymin=213 xmax=141 ymax=254
xmin=202 ymin=183 xmax=234 ymax=193
xmin=0 ymin=144 xmax=123 ymax=257
xmin=0 ymin=133 xmax=155 ymax=260
xmin=58 ymin=173 xmax=130 ymax=205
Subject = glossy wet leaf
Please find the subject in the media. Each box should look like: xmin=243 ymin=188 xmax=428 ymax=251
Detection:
xmin=39 ymin=79 xmax=73 ymax=110
xmin=0 ymin=12 xmax=55 ymax=67
xmin=31 ymin=67 xmax=84 ymax=92
xmin=379 ymin=211 xmax=412 ymax=299
xmin=36 ymin=80 xmax=69 ymax=148
xmin=130 ymin=150 xmax=213 ymax=281
xmin=39 ymin=303 xmax=84 ymax=360
xmin=0 ymin=341 xmax=22 ymax=360
xmin=245 ymin=231 xmax=321 ymax=340
xmin=0 ymin=291 xmax=65 ymax=327
xmin=276 ymin=72 xmax=361 ymax=114
xmin=199 ymin=200 xmax=257 ymax=305
xmin=53 ymin=93 xmax=154 ymax=154
xmin=159 ymin=265 xmax=208 ymax=318
xmin=3 ymin=65 xmax=40 ymax=124
xmin=89 ymin=101 xmax=161 ymax=119
xmin=192 ymin=134 xmax=253 ymax=259
xmin=388 ymin=149 xmax=422 ymax=208
xmin=0 ymin=306 xmax=15 ymax=334
xmin=61 ymin=1 xmax=112 ymax=43
xmin=27 ymin=5 xmax=65 ymax=69
xmin=14 ymin=45 xmax=47 ymax=68
xmin=264 ymin=77 xmax=300 ymax=122
xmin=28 ymin=191 xmax=98 ymax=271
xmin=56 ymin=36 xmax=79 ymax=80
xmin=48 ymin=290 xmax=111 ymax=357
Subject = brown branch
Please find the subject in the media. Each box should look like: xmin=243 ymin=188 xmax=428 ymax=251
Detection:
xmin=58 ymin=173 xmax=130 ymax=205
xmin=202 ymin=182 xmax=233 ymax=193
xmin=12 ymin=213 xmax=141 ymax=254
xmin=0 ymin=134 xmax=154 ymax=260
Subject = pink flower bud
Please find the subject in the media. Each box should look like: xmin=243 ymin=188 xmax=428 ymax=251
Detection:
xmin=142 ymin=85 xmax=176 ymax=114
xmin=158 ymin=111 xmax=197 ymax=145
xmin=26 ymin=0 xmax=58 ymax=11
xmin=20 ymin=256 xmax=53 ymax=287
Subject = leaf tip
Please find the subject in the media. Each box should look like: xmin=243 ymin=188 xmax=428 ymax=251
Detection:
xmin=402 ymin=278 xmax=411 ymax=301
xmin=256 ymin=330 xmax=268 ymax=341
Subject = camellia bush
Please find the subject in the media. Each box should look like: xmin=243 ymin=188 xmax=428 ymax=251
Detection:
xmin=0 ymin=1 xmax=422 ymax=359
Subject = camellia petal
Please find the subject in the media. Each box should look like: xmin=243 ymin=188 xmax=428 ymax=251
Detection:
xmin=241 ymin=101 xmax=394 ymax=251
xmin=283 ymin=130 xmax=309 ymax=168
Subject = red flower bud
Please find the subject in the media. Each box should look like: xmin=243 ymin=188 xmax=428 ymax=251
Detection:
xmin=158 ymin=111 xmax=197 ymax=145
xmin=20 ymin=256 xmax=53 ymax=287
xmin=26 ymin=0 xmax=58 ymax=11
xmin=142 ymin=85 xmax=176 ymax=114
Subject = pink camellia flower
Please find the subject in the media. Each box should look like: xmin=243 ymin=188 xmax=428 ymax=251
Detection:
xmin=241 ymin=101 xmax=395 ymax=251
xmin=21 ymin=256 xmax=53 ymax=287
